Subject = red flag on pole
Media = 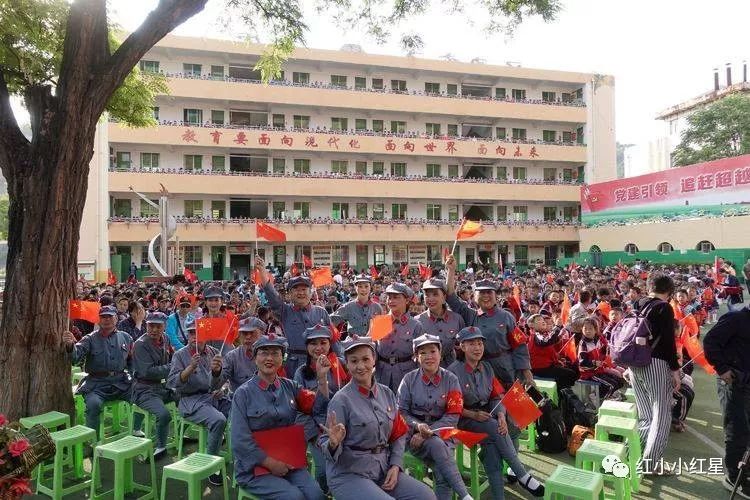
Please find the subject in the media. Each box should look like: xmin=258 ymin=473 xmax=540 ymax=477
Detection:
xmin=560 ymin=293 xmax=571 ymax=325
xmin=559 ymin=336 xmax=578 ymax=363
xmin=69 ymin=300 xmax=101 ymax=323
xmin=455 ymin=219 xmax=484 ymax=240
xmin=437 ymin=428 xmax=487 ymax=448
xmin=369 ymin=315 xmax=392 ymax=341
xmin=107 ymin=269 xmax=117 ymax=285
xmin=303 ymin=255 xmax=312 ymax=269
xmin=256 ymin=221 xmax=287 ymax=242
xmin=501 ymin=381 xmax=542 ymax=430
xmin=400 ymin=263 xmax=409 ymax=277
xmin=196 ymin=317 xmax=236 ymax=343
xmin=682 ymin=334 xmax=716 ymax=374
xmin=184 ymin=267 xmax=198 ymax=283
xmin=290 ymin=263 xmax=299 ymax=276
xmin=370 ymin=265 xmax=379 ymax=279
xmin=310 ymin=267 xmax=334 ymax=287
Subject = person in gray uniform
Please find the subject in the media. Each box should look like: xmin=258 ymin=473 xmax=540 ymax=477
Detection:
xmin=320 ymin=337 xmax=436 ymax=500
xmin=330 ymin=274 xmax=383 ymax=338
xmin=416 ymin=278 xmax=465 ymax=368
xmin=397 ymin=334 xmax=471 ymax=500
xmin=222 ymin=317 xmax=266 ymax=393
xmin=167 ymin=317 xmax=230 ymax=486
xmin=62 ymin=305 xmax=133 ymax=438
xmin=130 ymin=311 xmax=174 ymax=459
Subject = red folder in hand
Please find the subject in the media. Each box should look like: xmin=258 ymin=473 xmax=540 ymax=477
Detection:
xmin=252 ymin=424 xmax=308 ymax=476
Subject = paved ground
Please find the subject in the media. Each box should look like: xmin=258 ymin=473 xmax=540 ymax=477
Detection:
xmin=27 ymin=302 xmax=744 ymax=500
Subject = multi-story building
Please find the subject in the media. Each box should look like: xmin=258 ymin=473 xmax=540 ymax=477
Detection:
xmin=78 ymin=35 xmax=616 ymax=282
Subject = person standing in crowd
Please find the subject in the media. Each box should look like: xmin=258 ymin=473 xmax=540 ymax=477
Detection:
xmin=255 ymin=255 xmax=334 ymax=377
xmin=130 ymin=311 xmax=174 ymax=459
xmin=416 ymin=278 xmax=465 ymax=368
xmin=377 ymin=282 xmax=423 ymax=393
xmin=166 ymin=294 xmax=195 ymax=350
xmin=631 ymin=274 xmax=681 ymax=475
xmin=62 ymin=305 xmax=133 ymax=439
xmin=330 ymin=273 xmax=383 ymax=338
xmin=704 ymin=302 xmax=750 ymax=496
xmin=117 ymin=300 xmax=146 ymax=341
xmin=320 ymin=337 xmax=436 ymax=500
xmin=222 ymin=317 xmax=267 ymax=393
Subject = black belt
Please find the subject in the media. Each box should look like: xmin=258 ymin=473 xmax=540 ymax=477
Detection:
xmin=412 ymin=414 xmax=435 ymax=424
xmin=381 ymin=355 xmax=413 ymax=365
xmin=88 ymin=371 xmax=125 ymax=378
xmin=349 ymin=444 xmax=387 ymax=454
xmin=466 ymin=403 xmax=490 ymax=412
xmin=136 ymin=378 xmax=162 ymax=385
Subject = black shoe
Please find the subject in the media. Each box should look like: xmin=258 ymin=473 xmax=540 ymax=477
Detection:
xmin=505 ymin=467 xmax=517 ymax=485
xmin=520 ymin=475 xmax=544 ymax=498
xmin=208 ymin=473 xmax=224 ymax=487
xmin=153 ymin=447 xmax=167 ymax=460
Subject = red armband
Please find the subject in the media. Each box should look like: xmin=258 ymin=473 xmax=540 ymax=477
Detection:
xmin=445 ymin=390 xmax=464 ymax=415
xmin=388 ymin=411 xmax=408 ymax=443
xmin=507 ymin=327 xmax=528 ymax=349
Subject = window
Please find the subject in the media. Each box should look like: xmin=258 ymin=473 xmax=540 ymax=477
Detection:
xmin=447 ymin=124 xmax=458 ymax=136
xmin=211 ymin=110 xmax=225 ymax=125
xmin=512 ymin=167 xmax=526 ymax=181
xmin=542 ymin=91 xmax=556 ymax=102
xmin=511 ymin=128 xmax=527 ymax=140
xmin=447 ymin=84 xmax=458 ymax=95
xmin=331 ymin=75 xmax=347 ymax=87
xmin=293 ymin=115 xmax=310 ymax=129
xmin=332 ymin=245 xmax=349 ymax=264
xmin=513 ymin=205 xmax=528 ymax=222
xmin=140 ymin=153 xmax=159 ymax=169
xmin=696 ymin=240 xmax=715 ymax=253
xmin=293 ymin=201 xmax=310 ymax=219
xmin=112 ymin=199 xmax=132 ymax=217
xmin=331 ymin=160 xmax=348 ymax=174
xmin=543 ymin=168 xmax=557 ymax=181
xmin=392 ymin=245 xmax=408 ymax=263
xmin=140 ymin=199 xmax=158 ymax=217
xmin=355 ymin=161 xmax=367 ymax=174
xmin=372 ymin=120 xmax=384 ymax=132
xmin=390 ymin=121 xmax=406 ymax=133
xmin=356 ymin=203 xmax=367 ymax=219
xmin=355 ymin=76 xmax=367 ymax=89
xmin=272 ymin=114 xmax=285 ymax=128
xmin=391 ymin=79 xmax=407 ymax=91
xmin=372 ymin=78 xmax=384 ymax=90
xmin=372 ymin=203 xmax=384 ymax=220
xmin=331 ymin=117 xmax=348 ymax=130
xmin=511 ymin=88 xmax=526 ymax=100
xmin=390 ymin=162 xmax=406 ymax=177
xmin=514 ymin=245 xmax=529 ymax=266
xmin=426 ymin=163 xmax=441 ymax=177
xmin=272 ymin=201 xmax=286 ymax=219
xmin=392 ymin=204 xmax=407 ymax=220
xmin=272 ymin=158 xmax=285 ymax=174
xmin=658 ymin=242 xmax=674 ymax=254
xmin=355 ymin=118 xmax=367 ymax=131
xmin=293 ymin=72 xmax=309 ymax=84
xmin=562 ymin=131 xmax=573 ymax=143
xmin=374 ymin=245 xmax=385 ymax=266
xmin=497 ymin=166 xmax=507 ymax=179
xmin=139 ymin=60 xmax=159 ymax=73
xmin=183 ymin=108 xmax=202 ymax=124
xmin=543 ymin=130 xmax=557 ymax=142
xmin=563 ymin=168 xmax=573 ymax=182
xmin=210 ymin=65 xmax=224 ymax=78
xmin=562 ymin=92 xmax=573 ymax=102
xmin=372 ymin=162 xmax=384 ymax=175
xmin=152 ymin=107 xmax=159 ymax=120
xmin=183 ymin=246 xmax=203 ymax=269
xmin=184 ymin=200 xmax=203 ymax=217
xmin=332 ymin=202 xmax=349 ymax=220
xmin=211 ymin=155 xmax=225 ymax=172
xmin=576 ymin=88 xmax=584 ymax=100
xmin=293 ymin=159 xmax=310 ymax=174
xmin=183 ymin=155 xmax=202 ymax=171
xmin=577 ymin=126 xmax=584 ymax=144
xmin=183 ymin=63 xmax=201 ymax=76
xmin=211 ymin=200 xmax=225 ymax=219
xmin=496 ymin=127 xmax=507 ymax=139
xmin=426 ymin=204 xmax=441 ymax=220
xmin=495 ymin=87 xmax=506 ymax=99
xmin=425 ymin=82 xmax=440 ymax=93
xmin=448 ymin=164 xmax=459 ymax=178
xmin=625 ymin=243 xmax=638 ymax=255
xmin=563 ymin=206 xmax=574 ymax=222
xmin=448 ymin=205 xmax=459 ymax=221
xmin=543 ymin=207 xmax=557 ymax=221
xmin=425 ymin=123 xmax=441 ymax=135
xmin=497 ymin=206 xmax=507 ymax=221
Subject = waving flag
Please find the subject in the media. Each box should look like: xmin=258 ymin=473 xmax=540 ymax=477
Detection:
xmin=455 ymin=219 xmax=484 ymax=240
xmin=501 ymin=381 xmax=542 ymax=430
xmin=437 ymin=428 xmax=487 ymax=448
xmin=370 ymin=265 xmax=380 ymax=279
xmin=400 ymin=263 xmax=409 ymax=277
xmin=310 ymin=267 xmax=333 ymax=287
xmin=682 ymin=334 xmax=716 ymax=374
xmin=369 ymin=314 xmax=393 ymax=341
xmin=560 ymin=293 xmax=571 ymax=325
xmin=107 ymin=269 xmax=117 ymax=285
xmin=69 ymin=300 xmax=101 ymax=323
xmin=256 ymin=221 xmax=287 ymax=242
xmin=184 ymin=267 xmax=198 ymax=283
xmin=303 ymin=255 xmax=312 ymax=269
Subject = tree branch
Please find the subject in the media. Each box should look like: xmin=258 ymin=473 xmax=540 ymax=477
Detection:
xmin=0 ymin=68 xmax=31 ymax=180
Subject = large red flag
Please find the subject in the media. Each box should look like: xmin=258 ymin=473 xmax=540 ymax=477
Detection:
xmin=256 ymin=221 xmax=287 ymax=242
xmin=369 ymin=314 xmax=393 ymax=341
xmin=310 ymin=267 xmax=334 ymax=287
xmin=455 ymin=219 xmax=484 ymax=240
xmin=252 ymin=425 xmax=307 ymax=476
xmin=69 ymin=300 xmax=100 ymax=323
xmin=184 ymin=267 xmax=198 ymax=283
xmin=196 ymin=317 xmax=237 ymax=343
xmin=560 ymin=293 xmax=571 ymax=325
xmin=682 ymin=334 xmax=717 ymax=375
xmin=501 ymin=381 xmax=542 ymax=430
xmin=437 ymin=428 xmax=487 ymax=448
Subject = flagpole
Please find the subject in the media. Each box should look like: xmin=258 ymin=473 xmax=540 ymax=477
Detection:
xmin=219 ymin=315 xmax=238 ymax=356
xmin=556 ymin=334 xmax=575 ymax=356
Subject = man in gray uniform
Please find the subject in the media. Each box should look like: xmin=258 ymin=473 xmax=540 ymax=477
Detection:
xmin=330 ymin=274 xmax=383 ymax=338
xmin=415 ymin=278 xmax=465 ymax=368
xmin=62 ymin=305 xmax=133 ymax=438
xmin=131 ymin=311 xmax=174 ymax=459
xmin=222 ymin=317 xmax=266 ymax=393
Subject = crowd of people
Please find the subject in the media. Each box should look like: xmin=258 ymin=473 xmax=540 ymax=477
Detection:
xmin=66 ymin=255 xmax=748 ymax=499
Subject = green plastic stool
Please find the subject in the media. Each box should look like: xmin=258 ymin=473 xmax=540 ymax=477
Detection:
xmin=534 ymin=378 xmax=559 ymax=405
xmin=36 ymin=425 xmax=97 ymax=500
xmin=624 ymin=388 xmax=635 ymax=403
xmin=598 ymin=400 xmax=637 ymax=420
xmin=575 ymin=438 xmax=631 ymax=500
xmin=90 ymin=435 xmax=157 ymax=500
xmin=20 ymin=411 xmax=71 ymax=488
xmin=403 ymin=451 xmax=427 ymax=480
xmin=129 ymin=401 xmax=180 ymax=451
xmin=99 ymin=399 xmax=132 ymax=443
xmin=455 ymin=444 xmax=493 ymax=499
xmin=73 ymin=394 xmax=85 ymax=425
xmin=160 ymin=452 xmax=229 ymax=500
xmin=238 ymin=488 xmax=260 ymax=500
xmin=177 ymin=417 xmax=208 ymax=458
xmin=519 ymin=422 xmax=537 ymax=451
xmin=595 ymin=415 xmax=641 ymax=493
xmin=544 ymin=465 xmax=605 ymax=499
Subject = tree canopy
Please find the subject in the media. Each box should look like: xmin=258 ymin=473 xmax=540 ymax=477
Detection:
xmin=672 ymin=93 xmax=750 ymax=167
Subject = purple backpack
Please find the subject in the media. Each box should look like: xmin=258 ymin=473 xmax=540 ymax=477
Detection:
xmin=609 ymin=299 xmax=665 ymax=368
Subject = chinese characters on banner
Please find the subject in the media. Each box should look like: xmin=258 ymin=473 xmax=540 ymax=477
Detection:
xmin=611 ymin=167 xmax=750 ymax=204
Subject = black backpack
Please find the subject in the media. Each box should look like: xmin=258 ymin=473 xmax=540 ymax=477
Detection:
xmin=559 ymin=387 xmax=598 ymax=430
xmin=535 ymin=399 xmax=567 ymax=453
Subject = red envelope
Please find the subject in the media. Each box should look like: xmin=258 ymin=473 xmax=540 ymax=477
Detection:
xmin=252 ymin=424 xmax=308 ymax=476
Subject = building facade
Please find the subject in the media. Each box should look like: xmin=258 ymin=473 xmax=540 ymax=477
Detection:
xmin=79 ymin=35 xmax=616 ymax=282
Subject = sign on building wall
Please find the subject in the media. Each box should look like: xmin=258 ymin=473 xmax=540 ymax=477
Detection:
xmin=408 ymin=245 xmax=427 ymax=266
xmin=581 ymin=154 xmax=750 ymax=225
xmin=312 ymin=246 xmax=332 ymax=266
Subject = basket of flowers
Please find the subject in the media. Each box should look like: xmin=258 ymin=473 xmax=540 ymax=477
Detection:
xmin=0 ymin=414 xmax=55 ymax=499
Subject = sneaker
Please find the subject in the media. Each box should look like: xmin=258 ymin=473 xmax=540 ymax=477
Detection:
xmin=153 ymin=447 xmax=167 ymax=460
xmin=132 ymin=430 xmax=146 ymax=438
xmin=208 ymin=473 xmax=224 ymax=487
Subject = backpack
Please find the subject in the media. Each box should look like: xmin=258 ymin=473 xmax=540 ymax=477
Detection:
xmin=608 ymin=299 xmax=665 ymax=368
xmin=568 ymin=425 xmax=594 ymax=456
xmin=559 ymin=387 xmax=597 ymax=430
xmin=536 ymin=399 xmax=567 ymax=453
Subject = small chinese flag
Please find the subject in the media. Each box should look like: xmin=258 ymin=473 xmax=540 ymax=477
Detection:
xmin=327 ymin=352 xmax=350 ymax=386
xmin=197 ymin=317 xmax=231 ymax=342
xmin=176 ymin=292 xmax=197 ymax=307
xmin=107 ymin=269 xmax=117 ymax=285
xmin=560 ymin=293 xmax=571 ymax=325
xmin=568 ymin=261 xmax=579 ymax=272
xmin=310 ymin=267 xmax=333 ymax=287
xmin=437 ymin=428 xmax=487 ymax=448
xmin=370 ymin=265 xmax=379 ymax=279
xmin=303 ymin=255 xmax=312 ymax=269
xmin=682 ymin=334 xmax=716 ymax=374
xmin=501 ymin=381 xmax=542 ymax=430
xmin=680 ymin=314 xmax=699 ymax=338
xmin=291 ymin=263 xmax=299 ymax=276
xmin=455 ymin=219 xmax=484 ymax=240
xmin=618 ymin=269 xmax=629 ymax=281
xmin=369 ymin=314 xmax=393 ymax=341
xmin=184 ymin=267 xmax=198 ymax=283
xmin=252 ymin=269 xmax=274 ymax=285
xmin=256 ymin=221 xmax=287 ymax=242
xmin=560 ymin=336 xmax=578 ymax=363
xmin=69 ymin=300 xmax=101 ymax=323
xmin=400 ymin=263 xmax=409 ymax=277
xmin=596 ymin=301 xmax=611 ymax=318
xmin=670 ymin=300 xmax=684 ymax=321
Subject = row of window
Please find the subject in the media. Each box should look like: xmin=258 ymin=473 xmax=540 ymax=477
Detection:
xmin=623 ymin=241 xmax=716 ymax=255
